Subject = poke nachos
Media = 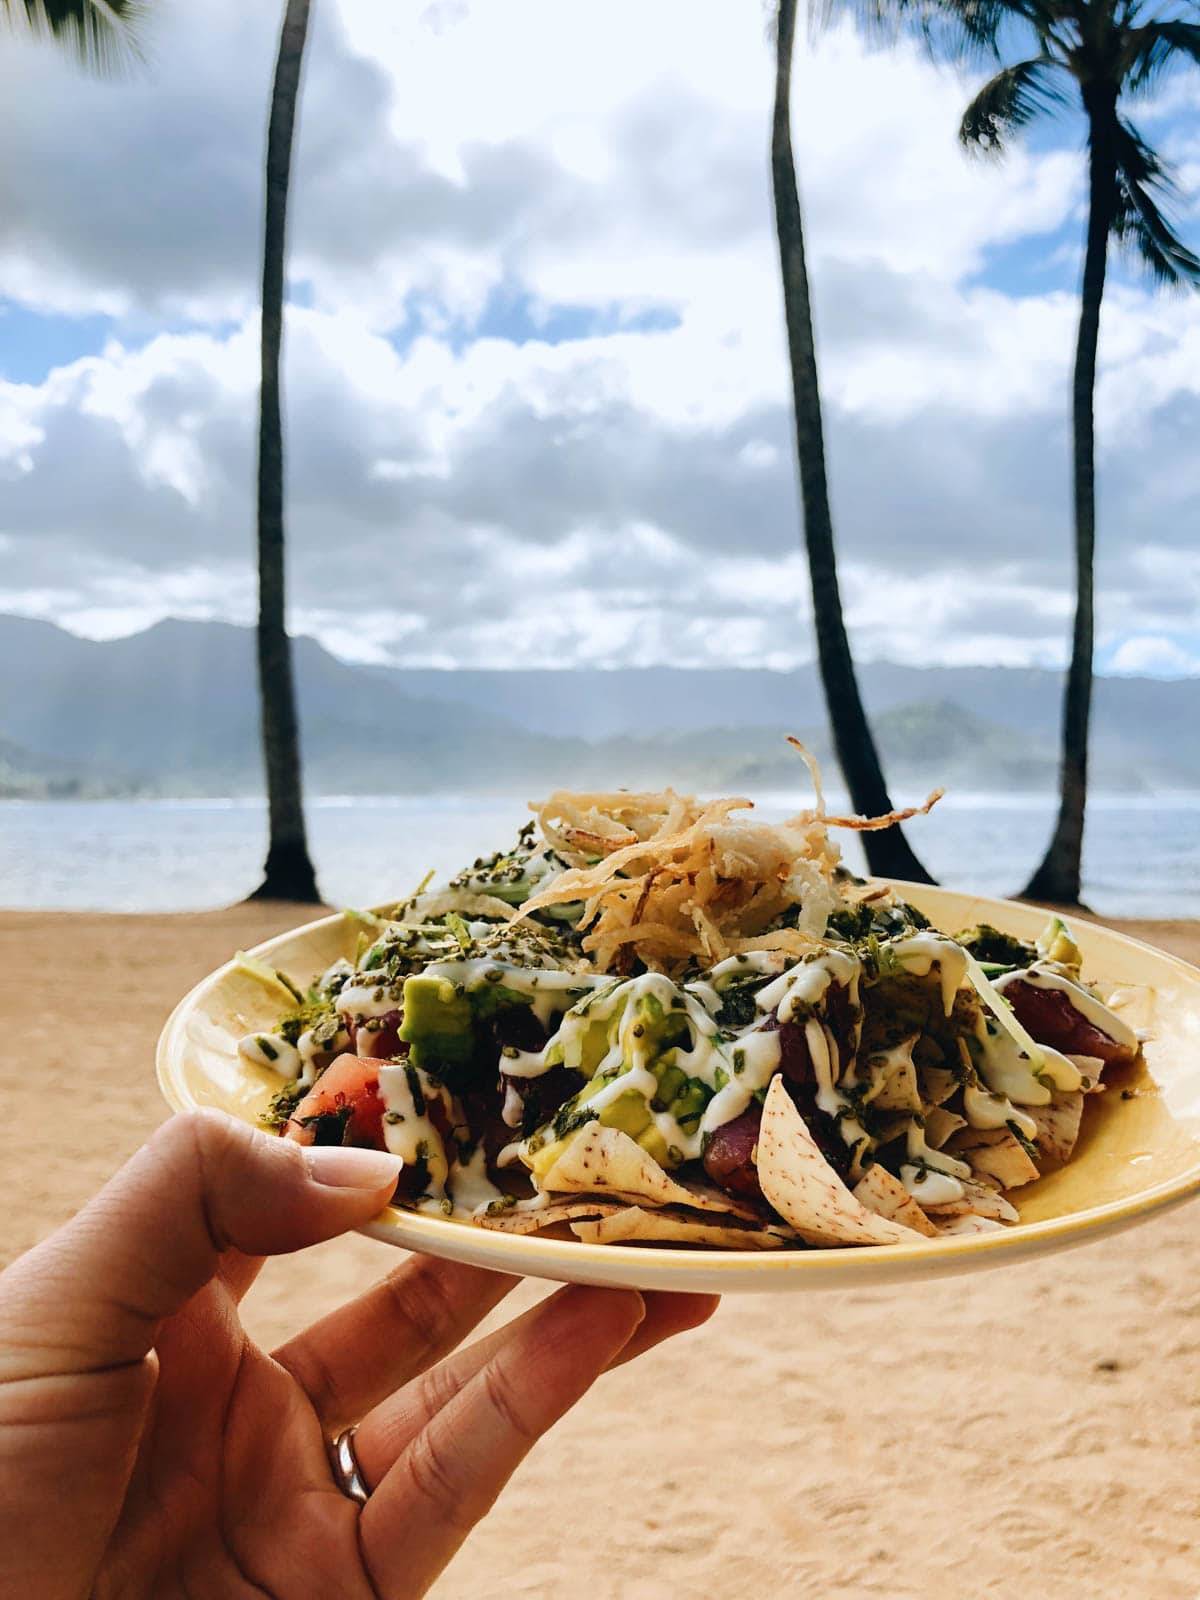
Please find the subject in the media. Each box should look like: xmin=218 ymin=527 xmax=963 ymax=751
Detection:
xmin=237 ymin=756 xmax=1141 ymax=1250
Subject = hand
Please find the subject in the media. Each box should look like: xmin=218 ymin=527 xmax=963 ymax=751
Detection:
xmin=0 ymin=1111 xmax=717 ymax=1599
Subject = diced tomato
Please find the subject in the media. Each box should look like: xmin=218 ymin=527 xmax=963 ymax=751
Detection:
xmin=1003 ymin=980 xmax=1135 ymax=1066
xmin=285 ymin=1054 xmax=388 ymax=1149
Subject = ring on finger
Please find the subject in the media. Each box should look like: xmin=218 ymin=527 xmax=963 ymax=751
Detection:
xmin=330 ymin=1424 xmax=371 ymax=1506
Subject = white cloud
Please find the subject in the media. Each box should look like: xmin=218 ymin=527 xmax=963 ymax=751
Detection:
xmin=0 ymin=0 xmax=1196 ymax=675
xmin=1109 ymin=636 xmax=1200 ymax=676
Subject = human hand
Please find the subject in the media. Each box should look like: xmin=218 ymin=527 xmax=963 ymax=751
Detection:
xmin=0 ymin=1111 xmax=717 ymax=1598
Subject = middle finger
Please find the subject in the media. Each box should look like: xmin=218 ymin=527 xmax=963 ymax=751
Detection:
xmin=273 ymin=1253 xmax=518 ymax=1431
xmin=352 ymin=1288 xmax=719 ymax=1489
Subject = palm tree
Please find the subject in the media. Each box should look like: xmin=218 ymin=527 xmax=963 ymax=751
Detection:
xmin=0 ymin=0 xmax=143 ymax=67
xmin=772 ymin=0 xmax=936 ymax=882
xmin=952 ymin=0 xmax=1200 ymax=905
xmin=251 ymin=0 xmax=320 ymax=902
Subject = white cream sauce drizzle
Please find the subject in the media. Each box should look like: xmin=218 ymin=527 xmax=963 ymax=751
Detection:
xmin=418 ymin=959 xmax=608 ymax=1030
xmin=906 ymin=1123 xmax=971 ymax=1181
xmin=446 ymin=1144 xmax=507 ymax=1217
xmin=755 ymin=948 xmax=859 ymax=1024
xmin=377 ymin=1063 xmax=456 ymax=1200
xmin=901 ymin=1164 xmax=965 ymax=1206
xmin=337 ymin=981 xmax=403 ymax=1023
xmin=973 ymin=1019 xmax=1080 ymax=1104
xmin=238 ymin=1033 xmax=302 ymax=1080
xmin=889 ymin=932 xmax=967 ymax=1016
xmin=963 ymin=1083 xmax=1038 ymax=1139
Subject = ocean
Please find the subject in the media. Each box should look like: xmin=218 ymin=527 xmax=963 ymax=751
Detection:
xmin=1 ymin=791 xmax=1196 ymax=917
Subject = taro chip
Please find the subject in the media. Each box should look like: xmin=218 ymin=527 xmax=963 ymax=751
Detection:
xmin=756 ymin=1075 xmax=921 ymax=1247
xmin=924 ymin=1178 xmax=1019 ymax=1224
xmin=477 ymin=1199 xmax=622 ymax=1235
xmin=1026 ymin=1091 xmax=1084 ymax=1166
xmin=537 ymin=1123 xmax=756 ymax=1216
xmin=923 ymin=1106 xmax=966 ymax=1150
xmin=920 ymin=1067 xmax=959 ymax=1106
xmin=947 ymin=1127 xmax=1040 ymax=1190
xmin=570 ymin=1206 xmax=790 ymax=1251
xmin=852 ymin=1164 xmax=938 ymax=1238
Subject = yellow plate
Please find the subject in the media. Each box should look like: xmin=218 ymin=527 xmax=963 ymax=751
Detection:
xmin=156 ymin=884 xmax=1200 ymax=1292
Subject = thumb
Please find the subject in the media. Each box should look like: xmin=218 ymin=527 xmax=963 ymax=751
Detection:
xmin=0 ymin=1110 xmax=404 ymax=1378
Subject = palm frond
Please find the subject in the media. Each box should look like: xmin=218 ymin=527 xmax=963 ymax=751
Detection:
xmin=959 ymin=55 xmax=1070 ymax=154
xmin=816 ymin=0 xmax=1004 ymax=60
xmin=1122 ymin=18 xmax=1200 ymax=93
xmin=1110 ymin=116 xmax=1200 ymax=285
xmin=0 ymin=0 xmax=146 ymax=72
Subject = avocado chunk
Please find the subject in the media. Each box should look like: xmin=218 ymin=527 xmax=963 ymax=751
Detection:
xmin=523 ymin=988 xmax=713 ymax=1175
xmin=398 ymin=975 xmax=475 ymax=1074
xmin=1037 ymin=915 xmax=1082 ymax=974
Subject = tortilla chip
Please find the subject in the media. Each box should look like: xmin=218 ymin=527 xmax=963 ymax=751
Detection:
xmin=756 ymin=1076 xmax=921 ymax=1247
xmin=924 ymin=1178 xmax=1018 ymax=1224
xmin=570 ymin=1206 xmax=790 ymax=1250
xmin=923 ymin=1106 xmax=966 ymax=1149
xmin=476 ymin=1199 xmax=622 ymax=1234
xmin=1026 ymin=1091 xmax=1084 ymax=1166
xmin=946 ymin=1127 xmax=1039 ymax=1190
xmin=935 ymin=1213 xmax=1005 ymax=1236
xmin=537 ymin=1123 xmax=755 ymax=1216
xmin=920 ymin=1066 xmax=959 ymax=1106
xmin=852 ymin=1165 xmax=938 ymax=1238
xmin=871 ymin=1039 xmax=922 ymax=1113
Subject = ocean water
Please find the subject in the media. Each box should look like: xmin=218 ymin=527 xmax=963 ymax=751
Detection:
xmin=1 ymin=791 xmax=1197 ymax=917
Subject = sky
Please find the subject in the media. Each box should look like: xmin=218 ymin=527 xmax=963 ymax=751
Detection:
xmin=0 ymin=0 xmax=1197 ymax=676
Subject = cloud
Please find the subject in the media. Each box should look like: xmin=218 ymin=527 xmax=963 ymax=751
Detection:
xmin=0 ymin=0 xmax=1197 ymax=676
xmin=1108 ymin=635 xmax=1200 ymax=676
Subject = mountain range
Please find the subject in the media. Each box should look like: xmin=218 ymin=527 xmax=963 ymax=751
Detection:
xmin=1 ymin=614 xmax=1195 ymax=800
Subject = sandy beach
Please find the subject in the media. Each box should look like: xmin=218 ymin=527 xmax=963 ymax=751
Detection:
xmin=2 ymin=903 xmax=1198 ymax=1599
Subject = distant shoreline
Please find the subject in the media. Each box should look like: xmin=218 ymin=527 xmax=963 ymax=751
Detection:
xmin=4 ymin=788 xmax=1200 ymax=809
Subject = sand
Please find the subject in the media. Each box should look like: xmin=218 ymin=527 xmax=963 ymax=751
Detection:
xmin=2 ymin=904 xmax=1198 ymax=1599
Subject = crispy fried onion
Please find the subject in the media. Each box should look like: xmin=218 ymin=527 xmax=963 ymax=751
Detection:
xmin=517 ymin=743 xmax=942 ymax=975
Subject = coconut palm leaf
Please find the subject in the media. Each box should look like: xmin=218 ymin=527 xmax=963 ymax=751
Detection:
xmin=1123 ymin=17 xmax=1200 ymax=92
xmin=862 ymin=0 xmax=1200 ymax=902
xmin=959 ymin=55 xmax=1069 ymax=152
xmin=1111 ymin=116 xmax=1200 ymax=283
xmin=0 ymin=0 xmax=146 ymax=69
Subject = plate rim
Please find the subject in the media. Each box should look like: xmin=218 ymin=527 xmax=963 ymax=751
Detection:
xmin=155 ymin=880 xmax=1200 ymax=1288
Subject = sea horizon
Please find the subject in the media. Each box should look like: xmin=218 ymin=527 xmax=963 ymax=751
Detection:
xmin=4 ymin=790 xmax=1196 ymax=918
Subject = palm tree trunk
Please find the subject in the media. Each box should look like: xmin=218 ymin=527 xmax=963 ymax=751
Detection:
xmin=1021 ymin=95 xmax=1117 ymax=907
xmin=771 ymin=0 xmax=934 ymax=883
xmin=250 ymin=0 xmax=320 ymax=903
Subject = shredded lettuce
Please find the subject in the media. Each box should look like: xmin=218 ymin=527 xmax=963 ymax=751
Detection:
xmin=962 ymin=950 xmax=1045 ymax=1069
xmin=233 ymin=951 xmax=303 ymax=1004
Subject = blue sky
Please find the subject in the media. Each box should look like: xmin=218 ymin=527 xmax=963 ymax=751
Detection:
xmin=0 ymin=0 xmax=1197 ymax=678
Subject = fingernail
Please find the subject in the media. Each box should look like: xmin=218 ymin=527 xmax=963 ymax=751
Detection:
xmin=301 ymin=1145 xmax=406 ymax=1190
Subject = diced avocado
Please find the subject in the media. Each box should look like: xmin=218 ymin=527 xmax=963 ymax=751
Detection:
xmin=668 ymin=1076 xmax=710 ymax=1133
xmin=653 ymin=1061 xmax=687 ymax=1110
xmin=598 ymin=1087 xmax=653 ymax=1141
xmin=527 ymin=1133 xmax=568 ymax=1181
xmin=629 ymin=991 xmax=690 ymax=1053
xmin=1038 ymin=916 xmax=1082 ymax=973
xmin=636 ymin=1124 xmax=670 ymax=1165
xmin=398 ymin=975 xmax=474 ymax=1072
xmin=561 ymin=1014 xmax=613 ymax=1076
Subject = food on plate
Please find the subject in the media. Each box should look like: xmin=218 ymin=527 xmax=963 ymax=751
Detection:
xmin=236 ymin=756 xmax=1141 ymax=1250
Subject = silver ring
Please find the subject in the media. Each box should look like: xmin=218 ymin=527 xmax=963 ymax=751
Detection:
xmin=330 ymin=1424 xmax=371 ymax=1506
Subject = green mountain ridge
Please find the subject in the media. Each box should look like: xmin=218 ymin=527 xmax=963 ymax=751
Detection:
xmin=0 ymin=615 xmax=1191 ymax=799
